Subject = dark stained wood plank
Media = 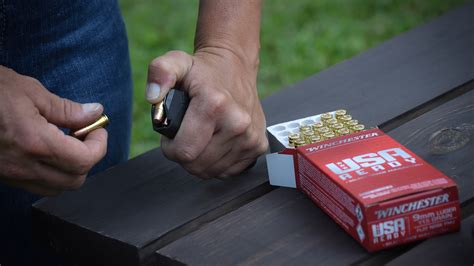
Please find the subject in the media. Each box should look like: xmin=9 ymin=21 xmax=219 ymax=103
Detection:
xmin=157 ymin=188 xmax=366 ymax=266
xmin=32 ymin=154 xmax=271 ymax=266
xmin=388 ymin=89 xmax=474 ymax=202
xmin=156 ymin=87 xmax=474 ymax=264
xmin=356 ymin=86 xmax=474 ymax=266
xmin=386 ymin=215 xmax=474 ymax=266
xmin=33 ymin=2 xmax=474 ymax=265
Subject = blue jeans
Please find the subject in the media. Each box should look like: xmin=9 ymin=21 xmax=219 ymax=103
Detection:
xmin=0 ymin=1 xmax=132 ymax=265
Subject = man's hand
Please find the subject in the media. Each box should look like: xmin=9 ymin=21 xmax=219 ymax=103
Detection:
xmin=146 ymin=0 xmax=267 ymax=179
xmin=0 ymin=66 xmax=108 ymax=196
xmin=146 ymin=48 xmax=268 ymax=179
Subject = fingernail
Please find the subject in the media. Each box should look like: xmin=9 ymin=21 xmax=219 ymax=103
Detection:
xmin=146 ymin=82 xmax=161 ymax=102
xmin=82 ymin=103 xmax=101 ymax=113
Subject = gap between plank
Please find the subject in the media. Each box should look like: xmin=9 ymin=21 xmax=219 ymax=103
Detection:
xmin=379 ymin=79 xmax=474 ymax=132
xmin=353 ymin=80 xmax=474 ymax=266
xmin=144 ymin=80 xmax=474 ymax=264
xmin=140 ymin=182 xmax=275 ymax=265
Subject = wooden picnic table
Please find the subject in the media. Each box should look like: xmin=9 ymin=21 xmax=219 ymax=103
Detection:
xmin=32 ymin=2 xmax=474 ymax=265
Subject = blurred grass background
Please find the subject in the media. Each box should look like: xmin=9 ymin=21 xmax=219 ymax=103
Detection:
xmin=119 ymin=0 xmax=466 ymax=158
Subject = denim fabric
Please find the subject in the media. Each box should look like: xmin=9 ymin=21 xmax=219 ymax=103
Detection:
xmin=0 ymin=1 xmax=132 ymax=265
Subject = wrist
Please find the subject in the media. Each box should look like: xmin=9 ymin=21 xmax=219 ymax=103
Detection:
xmin=194 ymin=41 xmax=260 ymax=76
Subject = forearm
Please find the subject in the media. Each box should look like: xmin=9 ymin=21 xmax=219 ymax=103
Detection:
xmin=147 ymin=1 xmax=267 ymax=178
xmin=195 ymin=0 xmax=262 ymax=69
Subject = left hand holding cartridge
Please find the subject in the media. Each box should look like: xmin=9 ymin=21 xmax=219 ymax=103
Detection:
xmin=146 ymin=48 xmax=268 ymax=179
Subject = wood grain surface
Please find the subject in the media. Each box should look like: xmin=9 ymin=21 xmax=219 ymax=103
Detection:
xmin=156 ymin=87 xmax=474 ymax=265
xmin=387 ymin=215 xmax=474 ymax=266
xmin=33 ymin=2 xmax=474 ymax=265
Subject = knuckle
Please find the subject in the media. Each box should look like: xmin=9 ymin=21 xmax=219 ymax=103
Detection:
xmin=229 ymin=112 xmax=251 ymax=136
xmin=184 ymin=165 xmax=208 ymax=179
xmin=175 ymin=146 xmax=199 ymax=163
xmin=35 ymin=174 xmax=49 ymax=185
xmin=243 ymin=132 xmax=268 ymax=155
xmin=242 ymin=131 xmax=259 ymax=151
xmin=185 ymin=167 xmax=199 ymax=176
xmin=20 ymin=135 xmax=47 ymax=157
xmin=23 ymin=75 xmax=42 ymax=88
xmin=167 ymin=50 xmax=188 ymax=58
xmin=22 ymin=76 xmax=46 ymax=95
xmin=75 ymin=158 xmax=94 ymax=175
xmin=205 ymin=93 xmax=228 ymax=119
xmin=186 ymin=167 xmax=200 ymax=177
xmin=149 ymin=57 xmax=170 ymax=72
xmin=256 ymin=137 xmax=269 ymax=155
xmin=3 ymin=163 xmax=26 ymax=180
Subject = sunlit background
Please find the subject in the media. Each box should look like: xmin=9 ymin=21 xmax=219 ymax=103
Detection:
xmin=119 ymin=0 xmax=467 ymax=158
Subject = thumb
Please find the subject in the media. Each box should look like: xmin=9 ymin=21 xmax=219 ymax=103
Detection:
xmin=32 ymin=87 xmax=103 ymax=129
xmin=146 ymin=50 xmax=193 ymax=104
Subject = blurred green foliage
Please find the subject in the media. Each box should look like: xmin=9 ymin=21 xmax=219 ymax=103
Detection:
xmin=119 ymin=0 xmax=466 ymax=158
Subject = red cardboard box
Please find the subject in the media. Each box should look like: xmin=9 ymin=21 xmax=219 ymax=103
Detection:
xmin=266 ymin=127 xmax=461 ymax=251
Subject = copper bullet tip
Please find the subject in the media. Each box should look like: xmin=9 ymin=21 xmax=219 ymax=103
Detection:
xmin=152 ymin=101 xmax=165 ymax=125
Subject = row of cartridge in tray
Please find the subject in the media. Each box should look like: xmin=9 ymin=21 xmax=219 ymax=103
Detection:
xmin=289 ymin=110 xmax=365 ymax=147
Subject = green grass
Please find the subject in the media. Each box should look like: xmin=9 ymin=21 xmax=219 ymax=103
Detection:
xmin=119 ymin=0 xmax=466 ymax=158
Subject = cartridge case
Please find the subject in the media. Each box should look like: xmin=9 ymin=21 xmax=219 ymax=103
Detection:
xmin=71 ymin=115 xmax=109 ymax=139
xmin=334 ymin=109 xmax=347 ymax=119
xmin=338 ymin=114 xmax=353 ymax=124
xmin=299 ymin=125 xmax=311 ymax=133
xmin=294 ymin=139 xmax=306 ymax=148
xmin=322 ymin=132 xmax=336 ymax=140
xmin=317 ymin=127 xmax=332 ymax=135
xmin=345 ymin=120 xmax=359 ymax=127
xmin=303 ymin=131 xmax=315 ymax=144
xmin=336 ymin=128 xmax=351 ymax=136
xmin=311 ymin=122 xmax=324 ymax=132
xmin=351 ymin=124 xmax=366 ymax=133
xmin=288 ymin=133 xmax=300 ymax=147
xmin=329 ymin=123 xmax=344 ymax=132
xmin=310 ymin=135 xmax=321 ymax=143
xmin=152 ymin=101 xmax=166 ymax=125
xmin=320 ymin=113 xmax=333 ymax=123
xmin=325 ymin=118 xmax=338 ymax=127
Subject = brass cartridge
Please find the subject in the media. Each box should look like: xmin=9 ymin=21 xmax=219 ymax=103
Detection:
xmin=338 ymin=114 xmax=353 ymax=124
xmin=294 ymin=139 xmax=306 ymax=148
xmin=334 ymin=109 xmax=347 ymax=119
xmin=351 ymin=124 xmax=366 ymax=133
xmin=317 ymin=127 xmax=332 ymax=135
xmin=320 ymin=113 xmax=333 ymax=123
xmin=330 ymin=123 xmax=344 ymax=131
xmin=288 ymin=133 xmax=301 ymax=147
xmin=310 ymin=135 xmax=322 ymax=143
xmin=152 ymin=101 xmax=166 ymax=125
xmin=299 ymin=125 xmax=311 ymax=132
xmin=337 ymin=128 xmax=351 ymax=136
xmin=345 ymin=119 xmax=359 ymax=127
xmin=322 ymin=131 xmax=336 ymax=140
xmin=303 ymin=130 xmax=315 ymax=144
xmin=311 ymin=122 xmax=324 ymax=132
xmin=325 ymin=118 xmax=338 ymax=127
xmin=71 ymin=114 xmax=109 ymax=139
